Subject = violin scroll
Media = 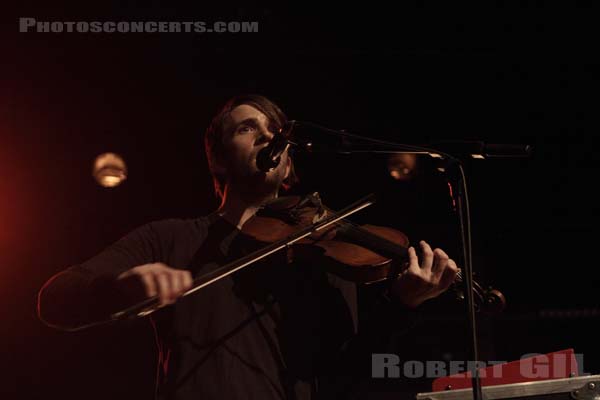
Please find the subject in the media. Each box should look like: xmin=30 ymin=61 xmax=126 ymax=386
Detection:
xmin=452 ymin=271 xmax=506 ymax=314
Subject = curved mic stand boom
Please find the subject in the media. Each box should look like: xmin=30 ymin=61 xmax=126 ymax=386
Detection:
xmin=282 ymin=120 xmax=507 ymax=400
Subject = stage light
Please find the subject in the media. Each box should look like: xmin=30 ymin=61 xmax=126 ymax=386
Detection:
xmin=93 ymin=153 xmax=127 ymax=187
xmin=387 ymin=153 xmax=417 ymax=181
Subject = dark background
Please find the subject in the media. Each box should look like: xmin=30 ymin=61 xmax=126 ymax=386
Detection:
xmin=2 ymin=2 xmax=599 ymax=399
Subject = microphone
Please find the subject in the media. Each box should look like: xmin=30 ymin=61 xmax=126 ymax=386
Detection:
xmin=255 ymin=122 xmax=294 ymax=172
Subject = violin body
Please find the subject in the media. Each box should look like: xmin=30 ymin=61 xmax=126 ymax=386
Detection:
xmin=304 ymin=224 xmax=410 ymax=283
xmin=241 ymin=194 xmax=409 ymax=283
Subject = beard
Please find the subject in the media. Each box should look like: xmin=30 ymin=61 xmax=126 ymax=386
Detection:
xmin=226 ymin=154 xmax=288 ymax=204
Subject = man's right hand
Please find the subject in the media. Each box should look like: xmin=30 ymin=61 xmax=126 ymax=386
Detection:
xmin=115 ymin=263 xmax=193 ymax=306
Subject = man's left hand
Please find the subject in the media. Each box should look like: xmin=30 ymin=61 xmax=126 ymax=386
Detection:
xmin=390 ymin=240 xmax=459 ymax=308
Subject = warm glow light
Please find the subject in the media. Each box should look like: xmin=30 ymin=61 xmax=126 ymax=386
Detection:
xmin=99 ymin=174 xmax=124 ymax=187
xmin=93 ymin=152 xmax=127 ymax=187
xmin=387 ymin=154 xmax=417 ymax=181
xmin=471 ymin=154 xmax=485 ymax=159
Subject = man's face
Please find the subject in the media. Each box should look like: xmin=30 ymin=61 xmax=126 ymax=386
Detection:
xmin=220 ymin=104 xmax=290 ymax=195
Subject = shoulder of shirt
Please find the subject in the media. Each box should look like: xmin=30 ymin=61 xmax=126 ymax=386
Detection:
xmin=144 ymin=215 xmax=212 ymax=238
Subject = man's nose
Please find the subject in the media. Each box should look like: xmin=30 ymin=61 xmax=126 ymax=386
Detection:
xmin=256 ymin=126 xmax=275 ymax=144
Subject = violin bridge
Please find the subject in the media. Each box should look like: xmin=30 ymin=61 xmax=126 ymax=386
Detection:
xmin=309 ymin=192 xmax=328 ymax=223
xmin=312 ymin=209 xmax=328 ymax=224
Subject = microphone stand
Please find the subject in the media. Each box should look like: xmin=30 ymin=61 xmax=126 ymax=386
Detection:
xmin=287 ymin=121 xmax=485 ymax=400
xmin=449 ymin=160 xmax=484 ymax=400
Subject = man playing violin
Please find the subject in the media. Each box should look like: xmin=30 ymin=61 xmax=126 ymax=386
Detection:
xmin=38 ymin=94 xmax=459 ymax=399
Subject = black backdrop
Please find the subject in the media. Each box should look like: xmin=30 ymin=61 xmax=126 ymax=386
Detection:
xmin=2 ymin=3 xmax=599 ymax=399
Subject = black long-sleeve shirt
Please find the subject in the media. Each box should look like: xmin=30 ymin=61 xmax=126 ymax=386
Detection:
xmin=38 ymin=213 xmax=418 ymax=400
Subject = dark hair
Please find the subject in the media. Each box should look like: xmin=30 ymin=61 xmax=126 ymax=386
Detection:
xmin=204 ymin=94 xmax=298 ymax=200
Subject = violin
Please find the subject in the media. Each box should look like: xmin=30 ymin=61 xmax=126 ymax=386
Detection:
xmin=112 ymin=192 xmax=505 ymax=320
xmin=241 ymin=193 xmax=506 ymax=314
